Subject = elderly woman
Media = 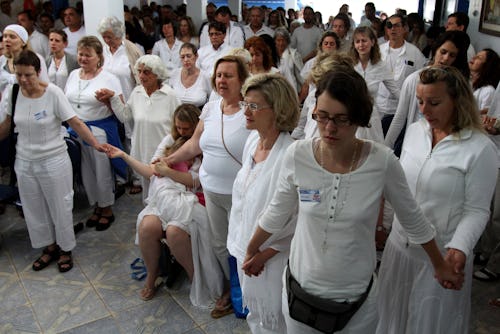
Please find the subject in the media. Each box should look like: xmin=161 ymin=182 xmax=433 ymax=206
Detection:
xmin=0 ymin=50 xmax=104 ymax=272
xmin=227 ymin=74 xmax=299 ymax=333
xmin=469 ymin=49 xmax=500 ymax=112
xmin=96 ymin=55 xmax=180 ymax=200
xmin=168 ymin=43 xmax=211 ymax=108
xmin=274 ymin=27 xmax=303 ymax=94
xmin=152 ymin=19 xmax=183 ymax=73
xmin=165 ymin=55 xmax=251 ymax=318
xmin=244 ymin=36 xmax=279 ymax=76
xmin=46 ymin=29 xmax=79 ymax=90
xmin=65 ymin=36 xmax=125 ymax=231
xmin=377 ymin=66 xmax=497 ymax=334
xmin=0 ymin=24 xmax=48 ymax=94
xmin=244 ymin=67 xmax=463 ymax=334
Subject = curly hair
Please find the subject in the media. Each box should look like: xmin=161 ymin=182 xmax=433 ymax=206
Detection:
xmin=244 ymin=36 xmax=274 ymax=71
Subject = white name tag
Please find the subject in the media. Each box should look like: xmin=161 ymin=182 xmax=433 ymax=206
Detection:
xmin=299 ymin=189 xmax=320 ymax=202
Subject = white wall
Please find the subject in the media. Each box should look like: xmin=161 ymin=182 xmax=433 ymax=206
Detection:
xmin=467 ymin=0 xmax=500 ymax=54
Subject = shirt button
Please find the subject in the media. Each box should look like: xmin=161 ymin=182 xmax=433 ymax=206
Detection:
xmin=329 ymin=216 xmax=333 ymax=219
xmin=333 ymin=196 xmax=336 ymax=199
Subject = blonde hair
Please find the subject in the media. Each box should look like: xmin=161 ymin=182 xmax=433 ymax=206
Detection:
xmin=241 ymin=73 xmax=300 ymax=132
xmin=419 ymin=66 xmax=483 ymax=133
xmin=309 ymin=52 xmax=354 ymax=85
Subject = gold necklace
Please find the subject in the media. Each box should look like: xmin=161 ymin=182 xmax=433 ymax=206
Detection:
xmin=318 ymin=139 xmax=360 ymax=254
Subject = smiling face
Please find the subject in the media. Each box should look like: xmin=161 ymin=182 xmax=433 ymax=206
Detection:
xmin=433 ymin=41 xmax=459 ymax=66
xmin=416 ymin=81 xmax=454 ymax=133
xmin=314 ymin=91 xmax=357 ymax=146
xmin=215 ymin=61 xmax=241 ymax=99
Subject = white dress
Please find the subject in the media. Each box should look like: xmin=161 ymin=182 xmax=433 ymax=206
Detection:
xmin=258 ymin=138 xmax=436 ymax=333
xmin=136 ymin=135 xmax=223 ymax=308
xmin=227 ymin=131 xmax=296 ymax=332
xmin=377 ymin=119 xmax=498 ymax=334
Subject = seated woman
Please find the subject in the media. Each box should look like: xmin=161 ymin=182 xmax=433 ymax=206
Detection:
xmin=105 ymin=104 xmax=222 ymax=305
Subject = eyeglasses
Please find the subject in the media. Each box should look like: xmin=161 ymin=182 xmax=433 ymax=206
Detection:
xmin=312 ymin=113 xmax=351 ymax=127
xmin=239 ymin=101 xmax=271 ymax=112
xmin=386 ymin=21 xmax=403 ymax=29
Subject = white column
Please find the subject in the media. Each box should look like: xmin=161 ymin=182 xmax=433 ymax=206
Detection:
xmin=187 ymin=0 xmax=205 ymax=33
xmin=284 ymin=0 xmax=298 ymax=11
xmin=228 ymin=0 xmax=241 ymax=19
xmin=82 ymin=0 xmax=124 ymax=38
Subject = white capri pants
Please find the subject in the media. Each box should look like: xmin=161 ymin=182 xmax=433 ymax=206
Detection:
xmin=282 ymin=271 xmax=378 ymax=334
xmin=15 ymin=152 xmax=76 ymax=251
xmin=78 ymin=126 xmax=115 ymax=207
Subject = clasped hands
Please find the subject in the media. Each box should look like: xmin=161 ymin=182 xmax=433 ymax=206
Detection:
xmin=435 ymin=248 xmax=466 ymax=290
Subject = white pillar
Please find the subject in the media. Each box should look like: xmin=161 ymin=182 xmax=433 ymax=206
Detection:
xmin=187 ymin=0 xmax=205 ymax=33
xmin=82 ymin=0 xmax=124 ymax=38
xmin=285 ymin=0 xmax=298 ymax=11
xmin=228 ymin=0 xmax=241 ymax=19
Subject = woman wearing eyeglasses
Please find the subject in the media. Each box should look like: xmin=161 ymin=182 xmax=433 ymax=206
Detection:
xmin=243 ymin=66 xmax=463 ymax=334
xmin=227 ymin=74 xmax=299 ymax=333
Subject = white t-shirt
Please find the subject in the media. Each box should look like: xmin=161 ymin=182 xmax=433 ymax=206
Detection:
xmin=65 ymin=69 xmax=122 ymax=121
xmin=198 ymin=99 xmax=251 ymax=194
xmin=5 ymin=83 xmax=75 ymax=160
xmin=168 ymin=68 xmax=212 ymax=107
xmin=63 ymin=26 xmax=86 ymax=56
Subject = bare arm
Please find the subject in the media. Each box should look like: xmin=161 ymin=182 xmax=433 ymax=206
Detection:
xmin=104 ymin=144 xmax=154 ymax=178
xmin=165 ymin=120 xmax=204 ymax=164
xmin=0 ymin=115 xmax=12 ymax=140
xmin=154 ymin=160 xmax=198 ymax=188
xmin=66 ymin=116 xmax=105 ymax=151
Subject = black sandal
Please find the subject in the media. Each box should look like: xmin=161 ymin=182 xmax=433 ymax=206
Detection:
xmin=58 ymin=250 xmax=73 ymax=273
xmin=32 ymin=245 xmax=60 ymax=271
xmin=85 ymin=208 xmax=101 ymax=227
xmin=96 ymin=214 xmax=115 ymax=231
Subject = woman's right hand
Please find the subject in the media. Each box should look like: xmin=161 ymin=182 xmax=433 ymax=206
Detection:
xmin=434 ymin=253 xmax=465 ymax=290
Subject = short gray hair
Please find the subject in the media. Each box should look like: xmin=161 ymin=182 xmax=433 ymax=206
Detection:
xmin=134 ymin=55 xmax=169 ymax=82
xmin=97 ymin=16 xmax=125 ymax=39
xmin=274 ymin=27 xmax=290 ymax=44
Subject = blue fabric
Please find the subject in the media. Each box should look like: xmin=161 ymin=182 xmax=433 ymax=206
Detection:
xmin=68 ymin=115 xmax=127 ymax=179
xmin=229 ymin=255 xmax=249 ymax=318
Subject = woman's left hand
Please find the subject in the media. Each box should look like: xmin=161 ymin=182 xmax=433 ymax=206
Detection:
xmin=94 ymin=88 xmax=115 ymax=103
xmin=153 ymin=159 xmax=171 ymax=177
xmin=242 ymin=251 xmax=266 ymax=277
xmin=434 ymin=248 xmax=466 ymax=290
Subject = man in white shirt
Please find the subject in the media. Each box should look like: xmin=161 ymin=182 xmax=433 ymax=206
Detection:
xmin=197 ymin=21 xmax=231 ymax=74
xmin=243 ymin=6 xmax=274 ymax=39
xmin=199 ymin=6 xmax=244 ymax=49
xmin=331 ymin=13 xmax=351 ymax=53
xmin=17 ymin=10 xmax=49 ymax=59
xmin=445 ymin=12 xmax=475 ymax=61
xmin=377 ymin=14 xmax=425 ymax=135
xmin=290 ymin=6 xmax=322 ymax=63
xmin=62 ymin=7 xmax=85 ymax=56
xmin=359 ymin=2 xmax=377 ymax=27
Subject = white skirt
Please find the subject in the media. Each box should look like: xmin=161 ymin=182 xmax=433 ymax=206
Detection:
xmin=376 ymin=233 xmax=472 ymax=334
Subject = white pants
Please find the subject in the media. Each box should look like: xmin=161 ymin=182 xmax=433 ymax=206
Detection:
xmin=203 ymin=190 xmax=232 ymax=280
xmin=282 ymin=272 xmax=378 ymax=334
xmin=78 ymin=126 xmax=114 ymax=207
xmin=15 ymin=153 xmax=76 ymax=251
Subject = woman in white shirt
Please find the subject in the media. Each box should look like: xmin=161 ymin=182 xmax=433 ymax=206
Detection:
xmin=244 ymin=67 xmax=463 ymax=334
xmin=245 ymin=36 xmax=280 ymax=76
xmin=168 ymin=43 xmax=211 ymax=108
xmin=274 ymin=27 xmax=303 ymax=94
xmin=0 ymin=50 xmax=103 ymax=273
xmin=177 ymin=16 xmax=199 ymax=48
xmin=166 ymin=55 xmax=251 ymax=319
xmin=469 ymin=48 xmax=499 ymax=112
xmin=151 ymin=19 xmax=182 ymax=73
xmin=377 ymin=66 xmax=498 ymax=334
xmin=46 ymin=29 xmax=79 ymax=90
xmin=227 ymin=74 xmax=299 ymax=333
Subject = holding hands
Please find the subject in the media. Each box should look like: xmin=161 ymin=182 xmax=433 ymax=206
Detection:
xmin=482 ymin=115 xmax=499 ymax=135
xmin=434 ymin=248 xmax=465 ymax=290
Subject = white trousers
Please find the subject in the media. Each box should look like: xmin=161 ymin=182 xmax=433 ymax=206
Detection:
xmin=282 ymin=272 xmax=378 ymax=334
xmin=203 ymin=190 xmax=232 ymax=280
xmin=78 ymin=126 xmax=114 ymax=207
xmin=15 ymin=152 xmax=76 ymax=251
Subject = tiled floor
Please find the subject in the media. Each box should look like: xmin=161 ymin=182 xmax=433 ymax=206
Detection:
xmin=0 ymin=188 xmax=499 ymax=334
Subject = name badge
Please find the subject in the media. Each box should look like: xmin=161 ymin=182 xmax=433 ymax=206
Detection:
xmin=34 ymin=110 xmax=47 ymax=120
xmin=299 ymin=189 xmax=321 ymax=202
xmin=405 ymin=60 xmax=414 ymax=66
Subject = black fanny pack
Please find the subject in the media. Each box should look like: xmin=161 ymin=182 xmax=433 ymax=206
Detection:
xmin=286 ymin=266 xmax=373 ymax=333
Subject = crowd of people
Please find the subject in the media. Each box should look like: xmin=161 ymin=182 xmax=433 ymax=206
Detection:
xmin=0 ymin=1 xmax=499 ymax=333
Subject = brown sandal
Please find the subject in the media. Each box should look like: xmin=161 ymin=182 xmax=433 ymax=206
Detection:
xmin=129 ymin=185 xmax=142 ymax=194
xmin=57 ymin=250 xmax=73 ymax=273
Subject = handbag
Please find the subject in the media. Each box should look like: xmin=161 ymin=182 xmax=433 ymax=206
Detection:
xmin=7 ymin=84 xmax=20 ymax=182
xmin=286 ymin=265 xmax=373 ymax=334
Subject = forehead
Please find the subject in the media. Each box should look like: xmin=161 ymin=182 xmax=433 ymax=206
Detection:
xmin=49 ymin=32 xmax=63 ymax=39
xmin=447 ymin=17 xmax=457 ymax=24
xmin=64 ymin=9 xmax=78 ymax=16
xmin=216 ymin=61 xmax=238 ymax=72
xmin=389 ymin=17 xmax=402 ymax=24
xmin=333 ymin=19 xmax=345 ymax=26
